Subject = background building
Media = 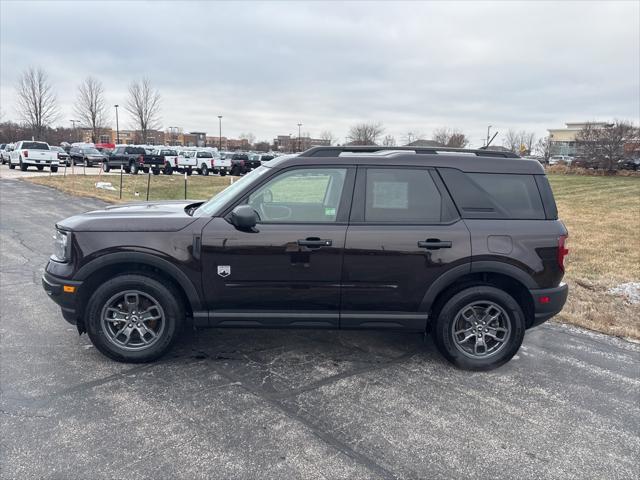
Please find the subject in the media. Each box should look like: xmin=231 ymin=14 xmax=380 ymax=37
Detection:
xmin=273 ymin=134 xmax=330 ymax=152
xmin=548 ymin=122 xmax=612 ymax=156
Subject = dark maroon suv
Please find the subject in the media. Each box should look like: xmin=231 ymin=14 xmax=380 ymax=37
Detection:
xmin=43 ymin=146 xmax=568 ymax=370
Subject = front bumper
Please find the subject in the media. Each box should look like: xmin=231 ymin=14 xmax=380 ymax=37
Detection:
xmin=529 ymin=282 xmax=569 ymax=328
xmin=42 ymin=271 xmax=83 ymax=325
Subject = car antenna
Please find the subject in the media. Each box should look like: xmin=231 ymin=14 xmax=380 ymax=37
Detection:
xmin=480 ymin=131 xmax=499 ymax=150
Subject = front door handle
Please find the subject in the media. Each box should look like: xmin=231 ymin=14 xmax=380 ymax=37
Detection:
xmin=418 ymin=239 xmax=452 ymax=250
xmin=297 ymin=238 xmax=332 ymax=248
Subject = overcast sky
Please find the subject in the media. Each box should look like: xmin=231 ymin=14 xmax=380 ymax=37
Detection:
xmin=1 ymin=1 xmax=638 ymax=147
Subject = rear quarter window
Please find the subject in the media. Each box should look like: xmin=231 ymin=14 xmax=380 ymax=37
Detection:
xmin=438 ymin=168 xmax=545 ymax=220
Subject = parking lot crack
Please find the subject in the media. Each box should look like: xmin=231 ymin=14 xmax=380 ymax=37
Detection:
xmin=206 ymin=359 xmax=403 ymax=480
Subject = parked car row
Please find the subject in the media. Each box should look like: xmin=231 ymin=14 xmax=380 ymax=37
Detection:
xmin=1 ymin=141 xmax=60 ymax=171
xmin=1 ymin=140 xmax=288 ymax=176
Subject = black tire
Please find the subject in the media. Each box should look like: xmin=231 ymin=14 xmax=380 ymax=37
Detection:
xmin=19 ymin=159 xmax=28 ymax=171
xmin=164 ymin=163 xmax=173 ymax=175
xmin=102 ymin=162 xmax=111 ymax=172
xmin=9 ymin=162 xmax=15 ymax=169
xmin=85 ymin=274 xmax=184 ymax=363
xmin=37 ymin=165 xmax=44 ymax=171
xmin=231 ymin=165 xmax=241 ymax=176
xmin=123 ymin=166 xmax=131 ymax=174
xmin=220 ymin=170 xmax=227 ymax=176
xmin=200 ymin=163 xmax=209 ymax=176
xmin=432 ymin=286 xmax=525 ymax=371
xmin=152 ymin=168 xmax=160 ymax=176
xmin=142 ymin=167 xmax=149 ymax=174
xmin=186 ymin=168 xmax=193 ymax=176
xmin=50 ymin=166 xmax=58 ymax=173
xmin=84 ymin=158 xmax=92 ymax=168
xmin=130 ymin=162 xmax=139 ymax=175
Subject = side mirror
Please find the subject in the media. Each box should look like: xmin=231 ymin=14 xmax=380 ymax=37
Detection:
xmin=230 ymin=205 xmax=258 ymax=230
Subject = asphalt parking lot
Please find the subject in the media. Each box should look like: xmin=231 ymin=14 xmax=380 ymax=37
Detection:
xmin=1 ymin=176 xmax=639 ymax=480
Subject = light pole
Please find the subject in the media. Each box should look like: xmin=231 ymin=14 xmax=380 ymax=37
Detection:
xmin=114 ymin=105 xmax=120 ymax=144
xmin=218 ymin=116 xmax=223 ymax=150
xmin=70 ymin=120 xmax=80 ymax=142
xmin=297 ymin=122 xmax=303 ymax=152
xmin=486 ymin=125 xmax=492 ymax=147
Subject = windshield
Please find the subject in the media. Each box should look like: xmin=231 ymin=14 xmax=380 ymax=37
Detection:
xmin=84 ymin=148 xmax=100 ymax=154
xmin=51 ymin=146 xmax=63 ymax=152
xmin=193 ymin=166 xmax=270 ymax=217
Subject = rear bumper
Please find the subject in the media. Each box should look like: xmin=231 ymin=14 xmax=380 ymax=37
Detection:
xmin=42 ymin=271 xmax=83 ymax=325
xmin=529 ymin=282 xmax=569 ymax=328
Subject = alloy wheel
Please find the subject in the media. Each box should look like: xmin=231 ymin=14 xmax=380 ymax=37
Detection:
xmin=100 ymin=290 xmax=165 ymax=351
xmin=451 ymin=301 xmax=511 ymax=358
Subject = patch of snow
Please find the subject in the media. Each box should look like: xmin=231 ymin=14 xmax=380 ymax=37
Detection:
xmin=608 ymin=282 xmax=640 ymax=305
xmin=95 ymin=181 xmax=116 ymax=191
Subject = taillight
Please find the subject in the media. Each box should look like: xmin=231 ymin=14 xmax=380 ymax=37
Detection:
xmin=23 ymin=150 xmax=28 ymax=158
xmin=558 ymin=235 xmax=569 ymax=272
xmin=139 ymin=155 xmax=144 ymax=164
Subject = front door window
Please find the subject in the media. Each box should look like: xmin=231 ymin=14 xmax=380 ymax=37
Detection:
xmin=248 ymin=168 xmax=347 ymax=223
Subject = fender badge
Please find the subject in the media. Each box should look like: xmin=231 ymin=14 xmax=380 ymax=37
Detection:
xmin=217 ymin=265 xmax=231 ymax=278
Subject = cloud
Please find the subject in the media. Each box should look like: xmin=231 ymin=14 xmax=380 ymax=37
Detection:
xmin=1 ymin=0 xmax=638 ymax=147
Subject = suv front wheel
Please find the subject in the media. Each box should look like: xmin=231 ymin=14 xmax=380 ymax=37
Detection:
xmin=85 ymin=274 xmax=183 ymax=362
xmin=433 ymin=286 xmax=525 ymax=371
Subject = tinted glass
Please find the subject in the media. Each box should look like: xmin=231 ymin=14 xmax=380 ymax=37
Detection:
xmin=22 ymin=142 xmax=49 ymax=150
xmin=248 ymin=168 xmax=347 ymax=223
xmin=439 ymin=168 xmax=545 ymax=220
xmin=365 ymin=169 xmax=443 ymax=223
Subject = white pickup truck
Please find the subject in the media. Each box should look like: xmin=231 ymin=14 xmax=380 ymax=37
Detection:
xmin=9 ymin=141 xmax=59 ymax=172
xmin=195 ymin=148 xmax=230 ymax=176
xmin=151 ymin=148 xmax=190 ymax=175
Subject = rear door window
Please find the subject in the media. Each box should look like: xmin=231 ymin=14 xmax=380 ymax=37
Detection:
xmin=363 ymin=168 xmax=454 ymax=223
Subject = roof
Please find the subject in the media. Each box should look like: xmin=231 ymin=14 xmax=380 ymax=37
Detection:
xmin=265 ymin=146 xmax=544 ymax=175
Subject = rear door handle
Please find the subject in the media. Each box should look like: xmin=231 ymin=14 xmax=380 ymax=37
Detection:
xmin=418 ymin=239 xmax=452 ymax=250
xmin=298 ymin=238 xmax=333 ymax=248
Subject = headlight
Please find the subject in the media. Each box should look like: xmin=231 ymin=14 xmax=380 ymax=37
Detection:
xmin=52 ymin=229 xmax=70 ymax=262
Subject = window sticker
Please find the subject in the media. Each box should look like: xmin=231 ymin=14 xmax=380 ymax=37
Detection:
xmin=372 ymin=181 xmax=408 ymax=209
xmin=324 ymin=207 xmax=336 ymax=216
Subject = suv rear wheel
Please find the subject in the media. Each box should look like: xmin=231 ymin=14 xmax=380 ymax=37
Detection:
xmin=433 ymin=286 xmax=525 ymax=371
xmin=85 ymin=274 xmax=184 ymax=363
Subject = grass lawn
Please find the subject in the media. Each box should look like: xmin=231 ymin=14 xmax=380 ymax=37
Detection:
xmin=26 ymin=172 xmax=233 ymax=203
xmin=25 ymin=172 xmax=640 ymax=339
xmin=548 ymin=175 xmax=639 ymax=339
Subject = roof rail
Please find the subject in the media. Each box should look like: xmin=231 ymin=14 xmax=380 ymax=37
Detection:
xmin=301 ymin=145 xmax=520 ymax=159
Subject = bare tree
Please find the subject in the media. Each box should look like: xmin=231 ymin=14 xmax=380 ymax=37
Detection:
xmin=402 ymin=131 xmax=425 ymax=145
xmin=576 ymin=120 xmax=638 ymax=170
xmin=16 ymin=67 xmax=59 ymax=140
xmin=320 ymin=130 xmax=335 ymax=145
xmin=503 ymin=129 xmax=536 ymax=155
xmin=125 ymin=78 xmax=161 ymax=143
xmin=502 ymin=129 xmax=520 ymax=153
xmin=346 ymin=122 xmax=384 ymax=145
xmin=382 ymin=135 xmax=396 ymax=147
xmin=74 ymin=77 xmax=108 ymax=143
xmin=432 ymin=127 xmax=469 ymax=148
xmin=534 ymin=136 xmax=551 ymax=162
xmin=240 ymin=132 xmax=256 ymax=146
xmin=520 ymin=131 xmax=536 ymax=155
